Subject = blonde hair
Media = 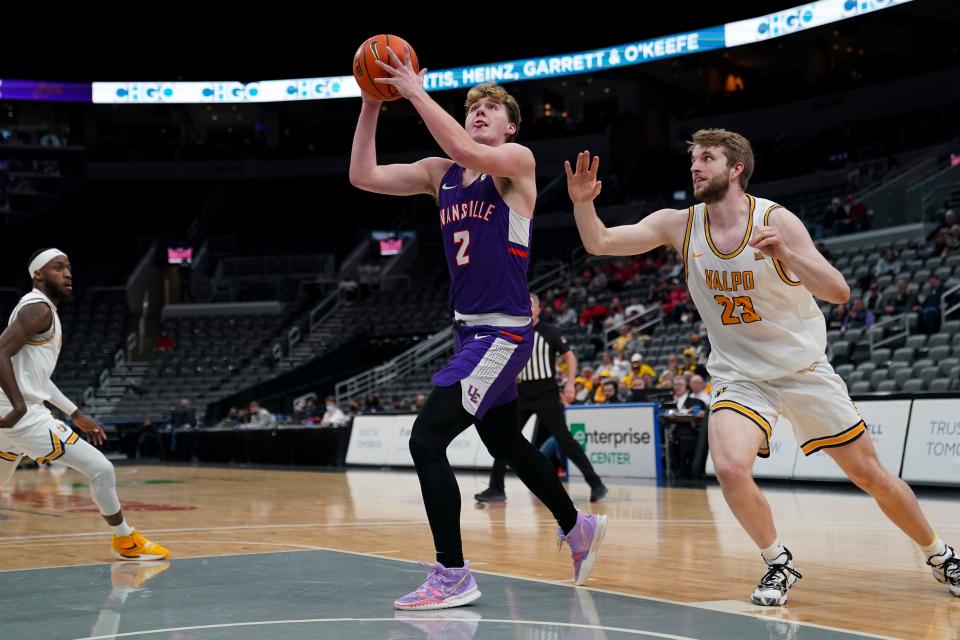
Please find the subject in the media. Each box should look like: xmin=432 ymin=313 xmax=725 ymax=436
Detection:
xmin=688 ymin=128 xmax=754 ymax=190
xmin=465 ymin=82 xmax=521 ymax=142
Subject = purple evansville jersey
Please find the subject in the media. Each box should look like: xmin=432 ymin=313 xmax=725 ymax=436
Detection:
xmin=437 ymin=163 xmax=532 ymax=317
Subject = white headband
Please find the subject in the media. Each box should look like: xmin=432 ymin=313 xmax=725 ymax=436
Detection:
xmin=28 ymin=249 xmax=67 ymax=278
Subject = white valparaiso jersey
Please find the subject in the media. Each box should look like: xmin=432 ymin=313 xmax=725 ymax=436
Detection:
xmin=682 ymin=195 xmax=826 ymax=381
xmin=0 ymin=289 xmax=62 ymax=408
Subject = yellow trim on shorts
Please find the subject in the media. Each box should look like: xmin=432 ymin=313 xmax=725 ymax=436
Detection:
xmin=711 ymin=400 xmax=773 ymax=457
xmin=36 ymin=431 xmax=64 ymax=464
xmin=0 ymin=451 xmax=19 ymax=461
xmin=682 ymin=206 xmax=694 ymax=283
xmin=800 ymin=420 xmax=866 ymax=456
xmin=704 ymin=194 xmax=755 ymax=259
xmin=763 ymin=204 xmax=803 ymax=286
xmin=66 ymin=432 xmax=79 ymax=445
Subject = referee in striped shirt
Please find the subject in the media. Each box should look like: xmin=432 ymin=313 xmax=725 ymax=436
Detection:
xmin=475 ymin=293 xmax=608 ymax=503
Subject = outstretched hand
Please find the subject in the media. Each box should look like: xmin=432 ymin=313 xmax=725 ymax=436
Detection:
xmin=373 ymin=46 xmax=427 ymax=100
xmin=565 ymin=151 xmax=602 ymax=205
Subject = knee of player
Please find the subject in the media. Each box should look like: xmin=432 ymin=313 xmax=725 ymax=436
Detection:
xmin=408 ymin=418 xmax=443 ymax=459
xmin=88 ymin=457 xmax=116 ymax=483
xmin=713 ymin=460 xmax=753 ymax=486
xmin=845 ymin=460 xmax=892 ymax=494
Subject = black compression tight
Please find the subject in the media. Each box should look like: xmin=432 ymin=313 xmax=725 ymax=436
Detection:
xmin=408 ymin=384 xmax=579 ymax=568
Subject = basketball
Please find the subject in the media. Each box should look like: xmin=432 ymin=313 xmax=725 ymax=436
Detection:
xmin=352 ymin=34 xmax=419 ymax=101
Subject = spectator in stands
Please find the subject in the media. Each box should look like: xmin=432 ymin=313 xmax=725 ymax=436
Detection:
xmin=662 ymin=279 xmax=690 ymax=323
xmin=925 ymin=228 xmax=951 ymax=259
xmin=576 ymin=366 xmax=596 ymax=394
xmin=828 ymin=303 xmax=847 ymax=331
xmin=682 ymin=347 xmax=708 ymax=378
xmin=919 ymin=275 xmax=945 ymax=334
xmin=845 ymin=193 xmax=869 ymax=232
xmin=927 ymin=209 xmax=957 ymax=242
xmin=658 ymin=370 xmax=675 ymax=390
xmin=347 ymin=400 xmax=361 ymax=418
xmin=689 ymin=375 xmax=712 ymax=406
xmin=597 ymin=380 xmax=621 ymax=404
xmin=687 ymin=332 xmax=706 ymax=362
xmin=248 ymin=401 xmax=274 ymax=428
xmin=659 ymin=253 xmax=682 ymax=279
xmin=155 ymin=330 xmax=175 ymax=352
xmin=595 ymin=352 xmax=616 ymax=379
xmin=623 ymin=353 xmax=656 ymax=386
xmin=588 ymin=268 xmax=608 ymax=292
xmin=554 ymin=302 xmax=577 ymax=327
xmin=672 ymin=377 xmax=707 ymax=415
xmin=170 ymin=399 xmax=195 ymax=429
xmin=295 ymin=397 xmax=321 ymax=423
xmin=579 ymin=296 xmax=609 ymax=332
xmin=612 ymin=326 xmax=633 ymax=353
xmin=824 ymin=198 xmax=845 ymax=236
xmin=947 ymin=225 xmax=960 ymax=254
xmin=661 ymin=354 xmax=681 ymax=379
xmin=864 ymin=280 xmax=883 ymax=314
xmin=842 ymin=298 xmax=875 ymax=331
xmin=320 ymin=396 xmax=349 ymax=427
xmin=624 ymin=296 xmax=645 ymax=318
xmin=873 ymin=249 xmax=902 ymax=279
xmin=414 ymin=394 xmax=427 ymax=412
xmin=218 ymin=407 xmax=240 ymax=428
xmin=884 ymin=280 xmax=916 ymax=315
xmin=603 ymin=297 xmax=625 ymax=331
xmin=572 ymin=380 xmax=590 ymax=404
xmin=617 ymin=382 xmax=630 ymax=403
xmin=611 ymin=351 xmax=631 ymax=379
xmin=627 ymin=378 xmax=649 ymax=403
xmin=362 ymin=394 xmax=381 ymax=413
xmin=390 ymin=396 xmax=408 ymax=412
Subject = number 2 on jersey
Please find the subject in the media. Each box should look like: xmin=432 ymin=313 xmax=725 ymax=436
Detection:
xmin=453 ymin=230 xmax=471 ymax=266
xmin=714 ymin=294 xmax=762 ymax=325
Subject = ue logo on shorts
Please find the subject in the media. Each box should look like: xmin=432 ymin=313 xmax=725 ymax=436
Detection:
xmin=467 ymin=385 xmax=482 ymax=405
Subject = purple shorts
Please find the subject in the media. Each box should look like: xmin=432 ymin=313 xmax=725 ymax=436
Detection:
xmin=432 ymin=322 xmax=533 ymax=420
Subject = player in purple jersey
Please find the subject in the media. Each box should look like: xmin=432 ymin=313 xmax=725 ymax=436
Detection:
xmin=350 ymin=46 xmax=606 ymax=610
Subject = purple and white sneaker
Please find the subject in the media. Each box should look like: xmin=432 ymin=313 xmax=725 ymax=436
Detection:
xmin=394 ymin=561 xmax=481 ymax=610
xmin=557 ymin=511 xmax=608 ymax=585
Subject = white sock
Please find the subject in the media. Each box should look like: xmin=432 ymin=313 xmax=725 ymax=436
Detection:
xmin=112 ymin=521 xmax=134 ymax=537
xmin=922 ymin=535 xmax=948 ymax=561
xmin=761 ymin=539 xmax=787 ymax=564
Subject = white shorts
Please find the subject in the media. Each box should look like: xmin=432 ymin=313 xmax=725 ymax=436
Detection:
xmin=0 ymin=405 xmax=79 ymax=463
xmin=710 ymin=355 xmax=866 ymax=458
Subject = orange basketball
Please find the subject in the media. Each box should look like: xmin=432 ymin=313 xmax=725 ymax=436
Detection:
xmin=353 ymin=34 xmax=419 ymax=102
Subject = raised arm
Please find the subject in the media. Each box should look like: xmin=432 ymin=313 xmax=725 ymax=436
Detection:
xmin=349 ymin=97 xmax=451 ymax=196
xmin=0 ymin=303 xmax=51 ymax=428
xmin=374 ymin=47 xmax=535 ymax=181
xmin=566 ymin=151 xmax=687 ymax=256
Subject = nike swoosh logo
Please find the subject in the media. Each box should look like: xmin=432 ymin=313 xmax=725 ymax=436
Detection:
xmin=441 ymin=184 xmax=457 ymax=190
xmin=474 ymin=334 xmax=491 ymax=340
xmin=122 ymin=542 xmax=138 ymax=551
xmin=693 ymin=251 xmax=706 ymax=258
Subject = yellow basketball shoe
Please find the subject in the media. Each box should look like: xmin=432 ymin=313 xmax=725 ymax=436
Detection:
xmin=111 ymin=531 xmax=170 ymax=561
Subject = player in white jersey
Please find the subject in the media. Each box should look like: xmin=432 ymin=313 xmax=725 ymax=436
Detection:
xmin=0 ymin=249 xmax=169 ymax=560
xmin=565 ymin=129 xmax=959 ymax=605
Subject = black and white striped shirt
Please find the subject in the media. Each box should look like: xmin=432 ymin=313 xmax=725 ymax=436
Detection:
xmin=519 ymin=322 xmax=570 ymax=387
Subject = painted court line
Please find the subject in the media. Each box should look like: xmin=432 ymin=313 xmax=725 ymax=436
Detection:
xmin=70 ymin=616 xmax=702 ymax=640
xmin=4 ymin=544 xmax=894 ymax=639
